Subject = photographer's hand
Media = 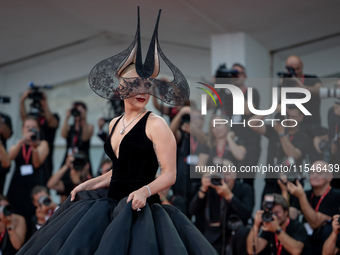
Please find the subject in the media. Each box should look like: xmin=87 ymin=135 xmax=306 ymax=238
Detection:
xmin=211 ymin=179 xmax=233 ymax=202
xmin=262 ymin=215 xmax=280 ymax=233
xmin=274 ymin=122 xmax=285 ymax=135
xmin=254 ymin=210 xmax=264 ymax=230
xmin=286 ymin=179 xmax=304 ymax=198
xmin=332 ymin=215 xmax=340 ymax=234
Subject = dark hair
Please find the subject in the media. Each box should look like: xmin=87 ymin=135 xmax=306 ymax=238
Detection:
xmin=73 ymin=101 xmax=87 ymax=111
xmin=31 ymin=185 xmax=49 ymax=200
xmin=262 ymin=193 xmax=288 ymax=212
xmin=22 ymin=115 xmax=40 ymax=129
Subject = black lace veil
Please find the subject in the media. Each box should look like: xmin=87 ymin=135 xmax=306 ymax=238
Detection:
xmin=88 ymin=7 xmax=190 ymax=106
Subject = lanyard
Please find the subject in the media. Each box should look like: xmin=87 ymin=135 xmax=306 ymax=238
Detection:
xmin=216 ymin=141 xmax=226 ymax=158
xmin=0 ymin=230 xmax=5 ymax=244
xmin=22 ymin=144 xmax=33 ymax=165
xmin=310 ymin=186 xmax=331 ymax=212
xmin=275 ymin=218 xmax=290 ymax=255
xmin=288 ymin=134 xmax=294 ymax=142
xmin=190 ymin=136 xmax=199 ymax=154
xmin=300 ymin=75 xmax=305 ymax=85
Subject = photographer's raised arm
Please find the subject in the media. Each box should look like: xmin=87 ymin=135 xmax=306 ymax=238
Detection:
xmin=61 ymin=110 xmax=71 ymax=138
xmin=0 ymin=116 xmax=12 ymax=140
xmin=19 ymin=90 xmax=30 ymax=121
xmin=40 ymin=95 xmax=58 ymax=129
xmin=8 ymin=139 xmax=25 ymax=160
xmin=246 ymin=210 xmax=267 ymax=254
xmin=170 ymin=106 xmax=190 ymax=143
xmin=0 ymin=143 xmax=10 ymax=168
xmin=47 ymin=163 xmax=69 ymax=193
xmin=287 ymin=181 xmax=331 ymax=229
xmin=227 ymin=131 xmax=246 ymax=161
xmin=322 ymin=215 xmax=340 ymax=255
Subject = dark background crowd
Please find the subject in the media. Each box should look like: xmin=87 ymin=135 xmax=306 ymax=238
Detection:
xmin=1 ymin=55 xmax=340 ymax=255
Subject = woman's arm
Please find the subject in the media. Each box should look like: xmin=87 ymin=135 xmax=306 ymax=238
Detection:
xmin=70 ymin=170 xmax=112 ymax=201
xmin=127 ymin=114 xmax=177 ymax=210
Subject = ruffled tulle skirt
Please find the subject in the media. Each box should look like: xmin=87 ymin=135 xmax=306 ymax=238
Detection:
xmin=17 ymin=190 xmax=218 ymax=255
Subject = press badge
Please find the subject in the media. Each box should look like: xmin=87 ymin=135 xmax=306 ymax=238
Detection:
xmin=20 ymin=164 xmax=34 ymax=176
xmin=304 ymin=222 xmax=313 ymax=235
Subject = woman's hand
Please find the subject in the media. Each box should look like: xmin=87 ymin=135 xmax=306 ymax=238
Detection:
xmin=70 ymin=182 xmax=87 ymax=201
xmin=127 ymin=187 xmax=149 ymax=210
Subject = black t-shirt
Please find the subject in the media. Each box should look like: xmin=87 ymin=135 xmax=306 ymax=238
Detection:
xmin=291 ymin=188 xmax=340 ymax=218
xmin=260 ymin=219 xmax=311 ymax=255
xmin=0 ymin=112 xmax=13 ymax=149
xmin=265 ymin=125 xmax=309 ymax=165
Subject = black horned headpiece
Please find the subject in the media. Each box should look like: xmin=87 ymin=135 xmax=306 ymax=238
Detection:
xmin=88 ymin=7 xmax=190 ymax=106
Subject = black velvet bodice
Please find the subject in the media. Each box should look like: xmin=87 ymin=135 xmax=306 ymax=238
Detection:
xmin=104 ymin=111 xmax=160 ymax=203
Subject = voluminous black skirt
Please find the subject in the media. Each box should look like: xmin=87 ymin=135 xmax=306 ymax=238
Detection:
xmin=17 ymin=190 xmax=218 ymax=255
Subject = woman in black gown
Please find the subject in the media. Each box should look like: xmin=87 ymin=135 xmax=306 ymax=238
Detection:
xmin=17 ymin=8 xmax=218 ymax=255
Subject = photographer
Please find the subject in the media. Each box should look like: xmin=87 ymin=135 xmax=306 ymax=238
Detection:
xmin=61 ymin=101 xmax=94 ymax=175
xmin=20 ymin=89 xmax=59 ymax=181
xmin=48 ymin=152 xmax=91 ymax=203
xmin=170 ymin=106 xmax=206 ymax=207
xmin=288 ymin=160 xmax=340 ymax=255
xmin=279 ymin=55 xmax=322 ymax=126
xmin=322 ymin=214 xmax=340 ymax=255
xmin=189 ymin=166 xmax=254 ymax=255
xmin=0 ymin=195 xmax=26 ymax=254
xmin=30 ymin=186 xmax=58 ymax=236
xmin=7 ymin=116 xmax=49 ymax=231
xmin=246 ymin=193 xmax=310 ymax=255
xmin=249 ymin=106 xmax=310 ymax=198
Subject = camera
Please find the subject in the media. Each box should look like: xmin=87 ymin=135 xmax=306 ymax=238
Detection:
xmin=277 ymin=66 xmax=297 ymax=78
xmin=29 ymin=128 xmax=40 ymax=142
xmin=227 ymin=214 xmax=243 ymax=232
xmin=215 ymin=64 xmax=239 ymax=79
xmin=71 ymin=108 xmax=81 ymax=117
xmin=38 ymin=196 xmax=51 ymax=207
xmin=72 ymin=153 xmax=88 ymax=171
xmin=27 ymin=82 xmax=52 ymax=117
xmin=0 ymin=96 xmax=10 ymax=104
xmin=181 ymin=114 xmax=190 ymax=125
xmin=211 ymin=173 xmax=223 ymax=186
xmin=262 ymin=194 xmax=275 ymax=222
xmin=0 ymin=205 xmax=13 ymax=216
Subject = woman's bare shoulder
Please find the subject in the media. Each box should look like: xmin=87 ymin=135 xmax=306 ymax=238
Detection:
xmin=107 ymin=116 xmax=122 ymax=134
xmin=147 ymin=113 xmax=168 ymax=127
